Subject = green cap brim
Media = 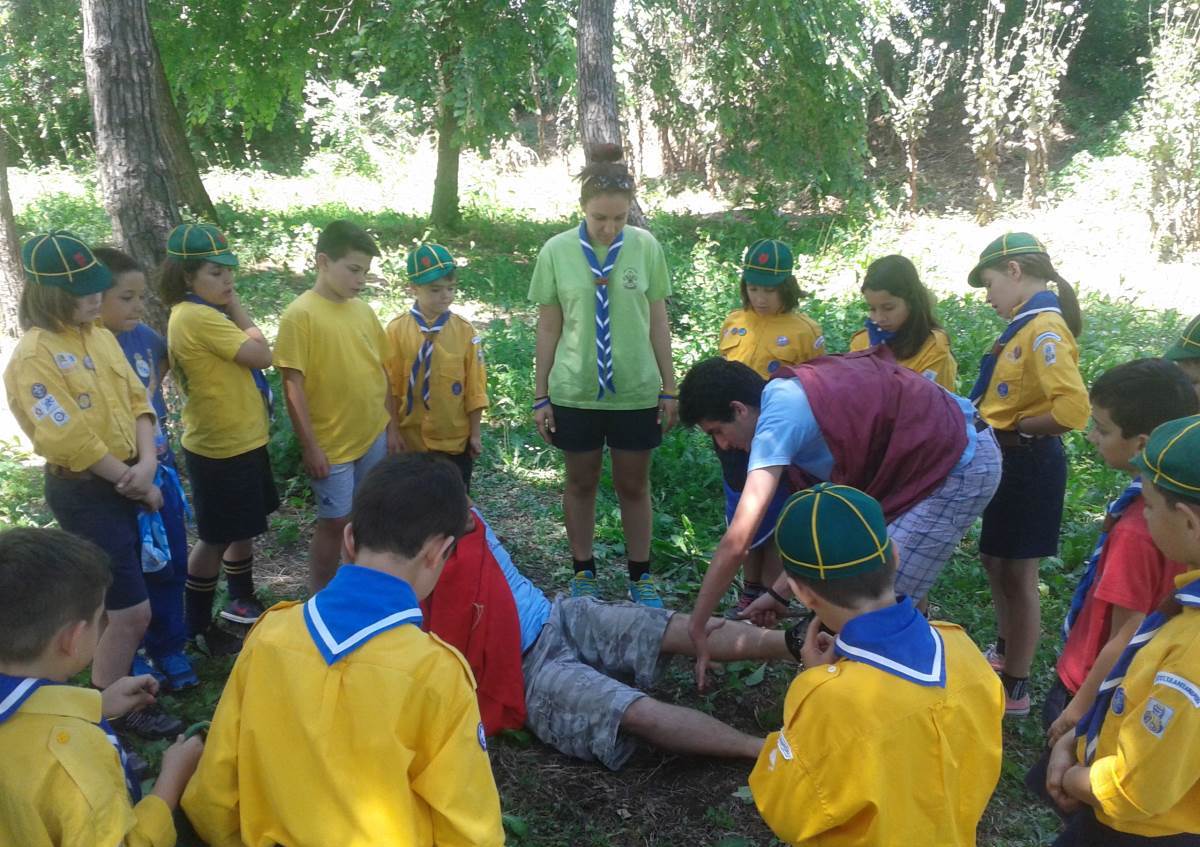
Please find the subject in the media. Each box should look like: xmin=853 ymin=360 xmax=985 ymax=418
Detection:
xmin=206 ymin=252 xmax=239 ymax=267
xmin=1165 ymin=341 xmax=1200 ymax=361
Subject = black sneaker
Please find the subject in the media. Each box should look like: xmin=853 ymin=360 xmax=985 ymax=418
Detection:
xmin=190 ymin=623 xmax=244 ymax=657
xmin=219 ymin=596 xmax=266 ymax=625
xmin=123 ymin=747 xmax=150 ymax=784
xmin=111 ymin=702 xmax=184 ymax=740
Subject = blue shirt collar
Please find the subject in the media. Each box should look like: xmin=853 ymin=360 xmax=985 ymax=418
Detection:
xmin=0 ymin=674 xmax=49 ymax=724
xmin=302 ymin=564 xmax=424 ymax=665
xmin=834 ymin=597 xmax=947 ymax=688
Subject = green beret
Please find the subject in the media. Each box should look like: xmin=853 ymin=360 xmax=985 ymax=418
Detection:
xmin=166 ymin=223 xmax=239 ymax=267
xmin=742 ymin=239 xmax=794 ymax=287
xmin=1165 ymin=314 xmax=1200 ymax=362
xmin=775 ymin=483 xmax=893 ymax=580
xmin=1132 ymin=415 xmax=1200 ymax=502
xmin=21 ymin=231 xmax=112 ymax=296
xmin=967 ymin=232 xmax=1048 ymax=288
xmin=406 ymin=243 xmax=456 ymax=285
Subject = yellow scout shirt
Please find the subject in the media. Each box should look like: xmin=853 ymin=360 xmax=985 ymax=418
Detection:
xmin=849 ymin=328 xmax=959 ymax=392
xmin=182 ymin=600 xmax=503 ymax=847
xmin=4 ymin=325 xmax=154 ymax=471
xmin=0 ymin=685 xmax=175 ymax=847
xmin=384 ymin=311 xmax=488 ymax=454
xmin=719 ymin=309 xmax=825 ymax=378
xmin=274 ymin=290 xmax=390 ymax=464
xmin=167 ymin=301 xmax=269 ymax=459
xmin=750 ymin=621 xmax=1004 ymax=847
xmin=1078 ymin=568 xmax=1200 ymax=837
xmin=978 ymin=308 xmax=1089 ymax=432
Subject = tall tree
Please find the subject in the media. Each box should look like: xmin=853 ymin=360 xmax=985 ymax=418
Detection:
xmin=0 ymin=128 xmax=23 ymax=339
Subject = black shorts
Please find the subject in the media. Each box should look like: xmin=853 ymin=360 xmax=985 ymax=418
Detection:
xmin=433 ymin=450 xmax=475 ymax=493
xmin=549 ymin=404 xmax=662 ymax=453
xmin=1053 ymin=807 xmax=1200 ymax=846
xmin=979 ymin=435 xmax=1067 ymax=559
xmin=184 ymin=445 xmax=279 ymax=545
xmin=44 ymin=473 xmax=145 ymax=610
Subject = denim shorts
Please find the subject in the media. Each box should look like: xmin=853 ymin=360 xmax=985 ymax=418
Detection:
xmin=310 ymin=431 xmax=388 ymax=519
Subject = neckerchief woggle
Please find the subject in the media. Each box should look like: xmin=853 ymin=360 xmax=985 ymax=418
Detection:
xmin=0 ymin=674 xmax=142 ymax=801
xmin=864 ymin=317 xmax=897 ymax=347
xmin=1076 ymin=574 xmax=1200 ymax=763
xmin=406 ymin=306 xmax=452 ymax=415
xmin=578 ymin=221 xmax=623 ymax=399
xmin=183 ymin=294 xmax=274 ymax=418
xmin=968 ymin=289 xmax=1061 ymax=405
xmin=833 ymin=597 xmax=947 ymax=688
xmin=1061 ymin=479 xmax=1143 ymax=643
xmin=302 ymin=564 xmax=424 ymax=665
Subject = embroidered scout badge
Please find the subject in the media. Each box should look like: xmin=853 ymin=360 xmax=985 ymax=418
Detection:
xmin=1142 ymin=698 xmax=1174 ymax=737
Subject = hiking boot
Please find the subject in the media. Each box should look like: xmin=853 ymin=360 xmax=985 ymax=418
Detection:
xmin=571 ymin=569 xmax=599 ymax=599
xmin=153 ymin=650 xmax=199 ymax=691
xmin=129 ymin=652 xmax=166 ymax=687
xmin=220 ymin=596 xmax=266 ymax=625
xmin=725 ymin=583 xmax=764 ymax=619
xmin=628 ymin=574 xmax=665 ymax=608
xmin=111 ymin=702 xmax=184 ymax=740
xmin=190 ymin=623 xmax=243 ymax=657
xmin=983 ymin=644 xmax=1005 ymax=674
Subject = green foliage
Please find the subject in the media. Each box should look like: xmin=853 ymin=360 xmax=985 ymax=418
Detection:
xmin=0 ymin=443 xmax=50 ymax=528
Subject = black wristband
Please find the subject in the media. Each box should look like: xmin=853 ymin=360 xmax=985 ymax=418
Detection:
xmin=784 ymin=614 xmax=811 ymax=664
xmin=765 ymin=586 xmax=790 ymax=607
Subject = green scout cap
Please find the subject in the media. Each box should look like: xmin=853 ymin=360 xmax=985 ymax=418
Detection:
xmin=774 ymin=483 xmax=894 ymax=580
xmin=406 ymin=243 xmax=456 ymax=285
xmin=742 ymin=239 xmax=794 ymax=287
xmin=1132 ymin=414 xmax=1200 ymax=502
xmin=1164 ymin=314 xmax=1200 ymax=362
xmin=968 ymin=232 xmax=1048 ymax=288
xmin=166 ymin=223 xmax=239 ymax=267
xmin=21 ymin=231 xmax=113 ymax=295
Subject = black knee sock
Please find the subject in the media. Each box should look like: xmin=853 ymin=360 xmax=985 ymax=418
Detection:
xmin=573 ymin=557 xmax=595 ymax=575
xmin=996 ymin=637 xmax=1007 ymax=656
xmin=627 ymin=560 xmax=651 ymax=581
xmin=1001 ymin=673 xmax=1028 ymax=700
xmin=185 ymin=574 xmax=219 ymax=635
xmin=223 ymin=557 xmax=254 ymax=600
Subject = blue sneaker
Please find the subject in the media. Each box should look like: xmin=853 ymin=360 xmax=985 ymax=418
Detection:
xmin=130 ymin=652 xmax=166 ymax=686
xmin=571 ymin=569 xmax=599 ymax=598
xmin=629 ymin=574 xmax=665 ymax=608
xmin=154 ymin=650 xmax=199 ymax=691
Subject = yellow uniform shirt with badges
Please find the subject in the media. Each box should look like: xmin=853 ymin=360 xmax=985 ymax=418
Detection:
xmin=4 ymin=325 xmax=154 ymax=471
xmin=182 ymin=599 xmax=503 ymax=847
xmin=849 ymin=328 xmax=959 ymax=392
xmin=0 ymin=685 xmax=175 ymax=847
xmin=384 ymin=312 xmax=488 ymax=454
xmin=978 ymin=308 xmax=1089 ymax=432
xmin=275 ymin=290 xmax=390 ymax=464
xmin=719 ymin=309 xmax=825 ymax=378
xmin=749 ymin=621 xmax=1004 ymax=846
xmin=1078 ymin=568 xmax=1200 ymax=838
xmin=167 ymin=300 xmax=269 ymax=459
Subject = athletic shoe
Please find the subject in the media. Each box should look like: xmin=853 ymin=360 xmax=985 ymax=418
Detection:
xmin=123 ymin=748 xmax=150 ymax=784
xmin=725 ymin=584 xmax=764 ymax=619
xmin=983 ymin=644 xmax=1005 ymax=673
xmin=129 ymin=652 xmax=166 ymax=686
xmin=153 ymin=650 xmax=199 ymax=691
xmin=220 ymin=596 xmax=266 ymax=625
xmin=571 ymin=569 xmax=599 ymax=599
xmin=111 ymin=703 xmax=184 ymax=740
xmin=190 ymin=624 xmax=243 ymax=657
xmin=628 ymin=574 xmax=665 ymax=608
xmin=1005 ymin=692 xmax=1031 ymax=717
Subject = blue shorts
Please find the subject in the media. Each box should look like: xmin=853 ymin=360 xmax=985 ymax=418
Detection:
xmin=979 ymin=435 xmax=1067 ymax=560
xmin=310 ymin=431 xmax=388 ymax=519
xmin=724 ymin=481 xmax=791 ymax=550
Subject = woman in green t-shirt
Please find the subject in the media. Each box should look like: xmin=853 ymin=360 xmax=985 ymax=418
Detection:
xmin=528 ymin=144 xmax=677 ymax=608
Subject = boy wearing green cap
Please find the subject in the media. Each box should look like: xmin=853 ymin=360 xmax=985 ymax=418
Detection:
xmin=384 ymin=243 xmax=488 ymax=489
xmin=1046 ymin=415 xmax=1200 ymax=844
xmin=1164 ymin=313 xmax=1200 ymax=399
xmin=275 ymin=220 xmax=395 ymax=591
xmin=750 ymin=483 xmax=1003 ymax=846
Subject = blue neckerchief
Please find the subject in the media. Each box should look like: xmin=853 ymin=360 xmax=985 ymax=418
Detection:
xmin=183 ymin=294 xmax=274 ymax=418
xmin=0 ymin=674 xmax=141 ymax=801
xmin=302 ymin=564 xmax=424 ymax=665
xmin=578 ymin=220 xmax=623 ymax=399
xmin=865 ymin=318 xmax=896 ymax=347
xmin=405 ymin=306 xmax=452 ymax=415
xmin=967 ymin=290 xmax=1061 ymax=405
xmin=137 ymin=464 xmax=192 ymax=574
xmin=1076 ymin=574 xmax=1200 ymax=763
xmin=1062 ymin=480 xmax=1143 ymax=643
xmin=834 ymin=597 xmax=947 ymax=688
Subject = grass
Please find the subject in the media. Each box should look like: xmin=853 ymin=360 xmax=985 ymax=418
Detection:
xmin=2 ymin=169 xmax=1191 ymax=846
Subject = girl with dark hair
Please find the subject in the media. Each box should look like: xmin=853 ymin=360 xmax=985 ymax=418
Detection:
xmin=528 ymin=144 xmax=676 ymax=607
xmin=849 ymin=254 xmax=958 ymax=391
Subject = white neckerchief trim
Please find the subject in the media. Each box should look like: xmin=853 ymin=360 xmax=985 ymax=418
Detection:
xmin=1177 ymin=593 xmax=1200 ymax=606
xmin=304 ymin=596 xmax=423 ymax=659
xmin=834 ymin=626 xmax=945 ymax=684
xmin=0 ymin=677 xmax=37 ymax=718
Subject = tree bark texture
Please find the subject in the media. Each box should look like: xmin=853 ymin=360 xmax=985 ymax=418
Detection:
xmin=151 ymin=33 xmax=218 ymax=224
xmin=81 ymin=0 xmax=182 ymax=330
xmin=0 ymin=129 xmax=23 ymax=339
xmin=430 ymin=95 xmax=462 ymax=230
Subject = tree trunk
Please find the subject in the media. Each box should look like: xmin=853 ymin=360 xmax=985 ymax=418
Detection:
xmin=0 ymin=129 xmax=23 ymax=339
xmin=81 ymin=0 xmax=182 ymax=331
xmin=576 ymin=0 xmax=647 ymax=228
xmin=151 ymin=33 xmax=218 ymax=223
xmin=430 ymin=95 xmax=462 ymax=230
xmin=906 ymin=137 xmax=919 ymax=214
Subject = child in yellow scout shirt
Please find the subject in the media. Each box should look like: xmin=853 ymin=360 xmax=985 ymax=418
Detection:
xmin=717 ymin=238 xmax=824 ymax=616
xmin=3 ymin=231 xmax=186 ymax=740
xmin=182 ymin=453 xmax=503 ymax=847
xmin=1164 ymin=313 xmax=1200 ymax=400
xmin=0 ymin=527 xmax=203 ymax=847
xmin=967 ymin=232 xmax=1090 ymax=717
xmin=749 ymin=483 xmax=1004 ymax=846
xmin=849 ymin=254 xmax=958 ymax=391
xmin=275 ymin=220 xmax=395 ymax=592
xmin=1047 ymin=415 xmax=1200 ymax=845
xmin=162 ymin=223 xmax=277 ymax=654
xmin=385 ymin=242 xmax=488 ymax=490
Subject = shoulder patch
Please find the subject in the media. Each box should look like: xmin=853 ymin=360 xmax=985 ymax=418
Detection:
xmin=813 ymin=335 xmax=825 ymax=349
xmin=922 ymin=369 xmax=937 ymax=381
xmin=775 ymin=731 xmax=794 ymax=761
xmin=1142 ymin=697 xmax=1174 ymax=737
xmin=1032 ymin=330 xmax=1062 ymax=351
xmin=478 ymin=721 xmax=488 ymax=751
xmin=1154 ymin=672 xmax=1200 ymax=708
xmin=1043 ymin=343 xmax=1057 ymax=365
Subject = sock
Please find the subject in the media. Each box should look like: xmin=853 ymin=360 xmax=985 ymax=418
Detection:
xmin=573 ymin=558 xmax=595 ymax=575
xmin=996 ymin=637 xmax=1007 ymax=657
xmin=627 ymin=560 xmax=651 ymax=582
xmin=223 ymin=557 xmax=254 ymax=600
xmin=1001 ymin=673 xmax=1028 ymax=700
xmin=185 ymin=574 xmax=219 ymax=635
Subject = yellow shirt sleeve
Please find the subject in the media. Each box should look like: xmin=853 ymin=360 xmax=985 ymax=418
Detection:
xmin=849 ymin=329 xmax=869 ymax=352
xmin=463 ymin=326 xmax=488 ymax=415
xmin=384 ymin=317 xmax=414 ymax=410
xmin=273 ymin=306 xmax=310 ymax=374
xmin=197 ymin=308 xmax=253 ymax=363
xmin=1028 ymin=325 xmax=1089 ymax=430
xmin=8 ymin=347 xmax=110 ymax=471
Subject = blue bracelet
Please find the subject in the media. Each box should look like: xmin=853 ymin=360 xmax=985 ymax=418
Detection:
xmin=658 ymin=393 xmax=677 ymax=401
xmin=533 ymin=398 xmax=551 ymax=411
